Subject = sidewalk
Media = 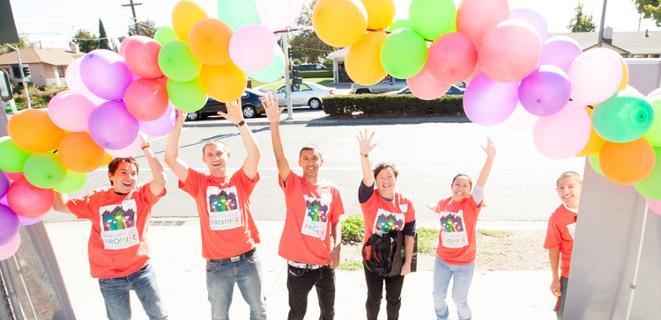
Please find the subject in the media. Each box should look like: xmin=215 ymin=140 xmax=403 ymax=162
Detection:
xmin=45 ymin=219 xmax=556 ymax=319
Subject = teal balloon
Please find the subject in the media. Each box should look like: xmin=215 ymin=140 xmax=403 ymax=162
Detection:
xmin=23 ymin=153 xmax=66 ymax=189
xmin=589 ymin=154 xmax=603 ymax=176
xmin=167 ymin=78 xmax=207 ymax=112
xmin=248 ymin=49 xmax=285 ymax=83
xmin=154 ymin=27 xmax=177 ymax=45
xmin=409 ymin=0 xmax=457 ymax=40
xmin=592 ymin=92 xmax=654 ymax=143
xmin=0 ymin=137 xmax=31 ymax=173
xmin=158 ymin=41 xmax=201 ymax=83
xmin=634 ymin=147 xmax=661 ymax=199
xmin=217 ymin=0 xmax=261 ymax=31
xmin=380 ymin=28 xmax=427 ymax=79
xmin=387 ymin=19 xmax=413 ymax=33
xmin=54 ymin=171 xmax=87 ymax=193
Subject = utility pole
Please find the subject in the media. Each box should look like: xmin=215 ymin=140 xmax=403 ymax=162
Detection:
xmin=121 ymin=0 xmax=142 ymax=35
xmin=6 ymin=44 xmax=30 ymax=109
xmin=597 ymin=0 xmax=608 ymax=47
xmin=281 ymin=32 xmax=294 ymax=120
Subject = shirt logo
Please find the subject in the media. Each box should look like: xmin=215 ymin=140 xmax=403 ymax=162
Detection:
xmin=206 ymin=186 xmax=242 ymax=231
xmin=99 ymin=200 xmax=140 ymax=250
xmin=301 ymin=194 xmax=332 ymax=240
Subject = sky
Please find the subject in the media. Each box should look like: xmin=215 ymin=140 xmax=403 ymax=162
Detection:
xmin=7 ymin=0 xmax=661 ymax=48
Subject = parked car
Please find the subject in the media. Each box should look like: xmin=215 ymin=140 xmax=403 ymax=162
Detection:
xmin=185 ymin=88 xmax=266 ymax=121
xmin=274 ymin=81 xmax=335 ymax=109
xmin=294 ymin=64 xmax=330 ymax=72
xmin=350 ymin=75 xmax=407 ymax=94
xmin=387 ymin=84 xmax=466 ymax=95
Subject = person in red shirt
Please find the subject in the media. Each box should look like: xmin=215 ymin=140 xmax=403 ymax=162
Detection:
xmin=544 ymin=171 xmax=581 ymax=320
xmin=356 ymin=130 xmax=416 ymax=320
xmin=53 ymin=137 xmax=168 ymax=320
xmin=164 ymin=99 xmax=265 ymax=320
xmin=264 ymin=94 xmax=344 ymax=320
xmin=432 ymin=138 xmax=495 ymax=320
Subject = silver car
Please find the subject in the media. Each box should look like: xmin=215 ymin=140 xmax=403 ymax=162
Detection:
xmin=274 ymin=82 xmax=336 ymax=109
xmin=350 ymin=76 xmax=407 ymax=94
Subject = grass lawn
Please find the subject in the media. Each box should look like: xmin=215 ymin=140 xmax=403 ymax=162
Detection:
xmin=251 ymin=77 xmax=334 ymax=90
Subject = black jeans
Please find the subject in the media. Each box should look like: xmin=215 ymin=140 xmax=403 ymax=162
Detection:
xmin=287 ymin=265 xmax=335 ymax=320
xmin=364 ymin=267 xmax=405 ymax=320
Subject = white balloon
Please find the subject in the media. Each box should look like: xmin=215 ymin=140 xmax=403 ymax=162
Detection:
xmin=255 ymin=0 xmax=303 ymax=31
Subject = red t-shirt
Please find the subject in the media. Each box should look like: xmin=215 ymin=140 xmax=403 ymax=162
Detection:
xmin=179 ymin=168 xmax=260 ymax=259
xmin=544 ymin=205 xmax=577 ymax=278
xmin=360 ymin=190 xmax=415 ymax=243
xmin=67 ymin=184 xmax=166 ymax=279
xmin=435 ymin=196 xmax=482 ymax=265
xmin=278 ymin=172 xmax=345 ymax=265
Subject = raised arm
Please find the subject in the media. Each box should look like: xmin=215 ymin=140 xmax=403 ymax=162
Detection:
xmin=53 ymin=192 xmax=71 ymax=213
xmin=164 ymin=111 xmax=190 ymax=183
xmin=476 ymin=137 xmax=496 ymax=188
xmin=219 ymin=98 xmax=260 ymax=179
xmin=141 ymin=135 xmax=166 ymax=196
xmin=263 ymin=93 xmax=291 ymax=182
xmin=357 ymin=129 xmax=377 ymax=187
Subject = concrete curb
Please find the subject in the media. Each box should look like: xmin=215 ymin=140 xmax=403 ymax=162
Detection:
xmin=183 ymin=115 xmax=471 ymax=128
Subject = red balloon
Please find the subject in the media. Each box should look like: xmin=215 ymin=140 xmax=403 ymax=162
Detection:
xmin=7 ymin=178 xmax=54 ymax=218
xmin=427 ymin=32 xmax=477 ymax=84
xmin=124 ymin=78 xmax=169 ymax=121
xmin=478 ymin=21 xmax=543 ymax=82
xmin=457 ymin=0 xmax=509 ymax=47
xmin=4 ymin=172 xmax=23 ymax=182
xmin=121 ymin=36 xmax=163 ymax=79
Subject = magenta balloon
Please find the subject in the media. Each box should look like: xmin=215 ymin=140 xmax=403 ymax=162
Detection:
xmin=463 ymin=73 xmax=519 ymax=126
xmin=539 ymin=36 xmax=582 ymax=73
xmin=105 ymin=134 xmax=142 ymax=158
xmin=0 ymin=172 xmax=8 ymax=198
xmin=139 ymin=104 xmax=176 ymax=137
xmin=47 ymin=90 xmax=96 ymax=132
xmin=0 ymin=233 xmax=20 ymax=261
xmin=427 ymin=32 xmax=477 ymax=84
xmin=229 ymin=24 xmax=277 ymax=72
xmin=6 ymin=178 xmax=54 ymax=218
xmin=647 ymin=198 xmax=661 ymax=215
xmin=519 ymin=65 xmax=571 ymax=116
xmin=407 ymin=65 xmax=451 ymax=100
xmin=509 ymin=8 xmax=548 ymax=40
xmin=533 ymin=101 xmax=591 ymax=159
xmin=0 ymin=204 xmax=19 ymax=245
xmin=89 ymin=100 xmax=139 ymax=150
xmin=80 ymin=49 xmax=134 ymax=100
xmin=65 ymin=58 xmax=106 ymax=105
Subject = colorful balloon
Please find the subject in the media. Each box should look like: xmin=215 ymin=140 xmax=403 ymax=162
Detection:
xmin=427 ymin=32 xmax=477 ymax=84
xmin=200 ymin=63 xmax=247 ymax=103
xmin=0 ymin=205 xmax=19 ymax=246
xmin=568 ymin=48 xmax=623 ymax=106
xmin=589 ymin=154 xmax=603 ymax=175
xmin=0 ymin=172 xmax=8 ymax=198
xmin=478 ymin=21 xmax=542 ymax=82
xmin=80 ymin=49 xmax=133 ymax=100
xmin=644 ymin=97 xmax=661 ymax=147
xmin=313 ymin=0 xmax=367 ymax=47
xmin=387 ymin=19 xmax=412 ymax=32
xmin=58 ymin=133 xmax=105 ymax=173
xmin=600 ymin=139 xmax=655 ymax=185
xmin=592 ymin=91 xmax=654 ymax=143
xmin=89 ymin=101 xmax=140 ymax=150
xmin=518 ymin=65 xmax=571 ymax=116
xmin=167 ymin=78 xmax=208 ymax=112
xmin=8 ymin=109 xmax=64 ymax=153
xmin=255 ymin=0 xmax=303 ymax=31
xmin=47 ymin=91 xmax=96 ymax=132
xmin=65 ymin=57 xmax=106 ymax=105
xmin=0 ymin=233 xmax=21 ymax=260
xmin=158 ymin=41 xmax=202 ymax=83
xmin=361 ymin=0 xmax=395 ymax=30
xmin=154 ymin=26 xmax=178 ymax=46
xmin=457 ymin=0 xmax=509 ymax=47
xmin=121 ymin=36 xmax=164 ymax=79
xmin=23 ymin=153 xmax=67 ymax=189
xmin=7 ymin=178 xmax=55 ymax=218
xmin=509 ymin=8 xmax=548 ymax=40
xmin=463 ymin=73 xmax=519 ymax=126
xmin=124 ymin=79 xmax=169 ymax=121
xmin=346 ymin=31 xmax=387 ymax=85
xmin=0 ymin=137 xmax=31 ymax=173
xmin=53 ymin=170 xmax=87 ymax=194
xmin=140 ymin=104 xmax=177 ymax=137
xmin=189 ymin=18 xmax=233 ymax=66
xmin=577 ymin=108 xmax=607 ymax=156
xmin=532 ymin=101 xmax=591 ymax=159
xmin=407 ymin=64 xmax=450 ymax=100
xmin=172 ymin=0 xmax=208 ymax=42
xmin=229 ymin=24 xmax=277 ymax=72
xmin=409 ymin=0 xmax=456 ymax=40
xmin=106 ymin=134 xmax=142 ymax=158
xmin=217 ymin=0 xmax=261 ymax=31
xmin=380 ymin=28 xmax=427 ymax=79
xmin=635 ymin=147 xmax=661 ymax=199
xmin=539 ymin=36 xmax=582 ymax=73
xmin=647 ymin=198 xmax=661 ymax=215
xmin=248 ymin=48 xmax=285 ymax=83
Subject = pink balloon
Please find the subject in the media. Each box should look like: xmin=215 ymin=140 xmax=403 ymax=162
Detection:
xmin=4 ymin=172 xmax=23 ymax=182
xmin=230 ymin=25 xmax=277 ymax=73
xmin=478 ymin=20 xmax=542 ymax=82
xmin=463 ymin=73 xmax=519 ymax=126
xmin=457 ymin=0 xmax=509 ymax=47
xmin=121 ymin=36 xmax=164 ymax=79
xmin=105 ymin=134 xmax=142 ymax=158
xmin=140 ymin=104 xmax=176 ymax=137
xmin=427 ymin=32 xmax=477 ymax=84
xmin=7 ymin=178 xmax=54 ymax=218
xmin=47 ymin=91 xmax=96 ymax=132
xmin=509 ymin=8 xmax=547 ymax=40
xmin=533 ymin=101 xmax=591 ymax=159
xmin=647 ymin=198 xmax=661 ymax=215
xmin=539 ymin=36 xmax=582 ymax=73
xmin=124 ymin=78 xmax=169 ymax=121
xmin=0 ymin=233 xmax=20 ymax=261
xmin=65 ymin=58 xmax=106 ymax=105
xmin=407 ymin=65 xmax=450 ymax=100
xmin=255 ymin=0 xmax=303 ymax=31
xmin=568 ymin=48 xmax=623 ymax=106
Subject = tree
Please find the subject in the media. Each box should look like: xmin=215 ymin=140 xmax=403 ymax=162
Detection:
xmin=289 ymin=0 xmax=333 ymax=63
xmin=128 ymin=20 xmax=157 ymax=38
xmin=568 ymin=2 xmax=597 ymax=32
xmin=72 ymin=29 xmax=99 ymax=53
xmin=633 ymin=0 xmax=661 ymax=26
xmin=0 ymin=36 xmax=29 ymax=55
xmin=98 ymin=19 xmax=111 ymax=50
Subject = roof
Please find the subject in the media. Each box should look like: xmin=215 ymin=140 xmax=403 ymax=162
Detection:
xmin=0 ymin=47 xmax=84 ymax=66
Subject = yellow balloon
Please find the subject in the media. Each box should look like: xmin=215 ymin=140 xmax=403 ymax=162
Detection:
xmin=576 ymin=107 xmax=606 ymax=156
xmin=313 ymin=0 xmax=367 ymax=47
xmin=617 ymin=57 xmax=629 ymax=91
xmin=200 ymin=63 xmax=247 ymax=103
xmin=361 ymin=0 xmax=395 ymax=30
xmin=346 ymin=31 xmax=387 ymax=85
xmin=102 ymin=153 xmax=113 ymax=166
xmin=172 ymin=0 xmax=208 ymax=43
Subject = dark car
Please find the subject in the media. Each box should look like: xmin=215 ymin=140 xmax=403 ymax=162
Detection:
xmin=293 ymin=64 xmax=330 ymax=72
xmin=387 ymin=84 xmax=466 ymax=96
xmin=185 ymin=89 xmax=266 ymax=121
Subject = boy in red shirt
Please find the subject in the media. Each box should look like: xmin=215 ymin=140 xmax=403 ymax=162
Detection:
xmin=53 ymin=137 xmax=168 ymax=319
xmin=544 ymin=171 xmax=582 ymax=320
xmin=264 ymin=94 xmax=344 ymax=320
xmin=164 ymin=99 xmax=265 ymax=319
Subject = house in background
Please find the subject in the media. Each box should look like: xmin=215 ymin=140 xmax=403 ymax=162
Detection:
xmin=0 ymin=43 xmax=83 ymax=87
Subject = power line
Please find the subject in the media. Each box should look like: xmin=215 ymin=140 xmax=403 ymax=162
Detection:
xmin=121 ymin=0 xmax=142 ymax=33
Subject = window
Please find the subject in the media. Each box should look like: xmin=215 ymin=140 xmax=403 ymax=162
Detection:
xmin=299 ymin=84 xmax=312 ymax=91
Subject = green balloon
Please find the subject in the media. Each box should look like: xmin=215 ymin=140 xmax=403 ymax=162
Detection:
xmin=592 ymin=92 xmax=654 ymax=143
xmin=158 ymin=41 xmax=201 ymax=83
xmin=54 ymin=171 xmax=87 ymax=193
xmin=154 ymin=27 xmax=177 ymax=45
xmin=644 ymin=98 xmax=661 ymax=147
xmin=248 ymin=49 xmax=285 ymax=83
xmin=409 ymin=0 xmax=457 ymax=40
xmin=635 ymin=147 xmax=661 ymax=199
xmin=0 ymin=137 xmax=31 ymax=173
xmin=217 ymin=0 xmax=261 ymax=31
xmin=23 ymin=153 xmax=66 ymax=189
xmin=387 ymin=19 xmax=413 ymax=33
xmin=589 ymin=154 xmax=603 ymax=176
xmin=380 ymin=28 xmax=427 ymax=79
xmin=167 ymin=78 xmax=207 ymax=112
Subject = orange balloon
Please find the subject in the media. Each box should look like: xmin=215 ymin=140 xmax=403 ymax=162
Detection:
xmin=200 ymin=63 xmax=247 ymax=103
xmin=600 ymin=138 xmax=656 ymax=185
xmin=189 ymin=18 xmax=232 ymax=66
xmin=58 ymin=133 xmax=105 ymax=172
xmin=8 ymin=109 xmax=64 ymax=153
xmin=617 ymin=57 xmax=629 ymax=91
xmin=313 ymin=0 xmax=367 ymax=47
xmin=172 ymin=0 xmax=208 ymax=43
xmin=576 ymin=107 xmax=606 ymax=156
xmin=346 ymin=31 xmax=387 ymax=85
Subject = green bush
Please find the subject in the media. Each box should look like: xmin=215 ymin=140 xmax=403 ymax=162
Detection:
xmin=12 ymin=85 xmax=66 ymax=110
xmin=322 ymin=59 xmax=333 ymax=68
xmin=341 ymin=214 xmax=365 ymax=244
xmin=299 ymin=70 xmax=333 ymax=78
xmin=323 ymin=94 xmax=464 ymax=118
xmin=416 ymin=227 xmax=439 ymax=255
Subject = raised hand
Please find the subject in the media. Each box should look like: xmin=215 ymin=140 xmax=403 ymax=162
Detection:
xmin=175 ymin=110 xmax=187 ymax=128
xmin=218 ymin=98 xmax=243 ymax=125
xmin=139 ymin=134 xmax=150 ymax=151
xmin=356 ymin=129 xmax=377 ymax=156
xmin=261 ymin=92 xmax=283 ymax=124
xmin=482 ymin=137 xmax=496 ymax=159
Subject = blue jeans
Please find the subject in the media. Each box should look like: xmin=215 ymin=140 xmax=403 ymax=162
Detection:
xmin=206 ymin=250 xmax=267 ymax=320
xmin=433 ymin=256 xmax=475 ymax=320
xmin=98 ymin=264 xmax=168 ymax=320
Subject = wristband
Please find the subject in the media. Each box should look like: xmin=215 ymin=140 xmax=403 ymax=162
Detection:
xmin=235 ymin=120 xmax=246 ymax=127
xmin=360 ymin=153 xmax=369 ymax=158
xmin=141 ymin=143 xmax=150 ymax=150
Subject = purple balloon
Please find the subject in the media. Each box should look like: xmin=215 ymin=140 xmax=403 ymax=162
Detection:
xmin=18 ymin=214 xmax=43 ymax=226
xmin=0 ymin=172 xmax=8 ymax=198
xmin=89 ymin=101 xmax=139 ymax=150
xmin=509 ymin=8 xmax=548 ymax=40
xmin=80 ymin=49 xmax=133 ymax=100
xmin=519 ymin=65 xmax=571 ymax=116
xmin=0 ymin=204 xmax=19 ymax=246
xmin=464 ymin=73 xmax=519 ymax=126
xmin=539 ymin=36 xmax=582 ymax=73
xmin=139 ymin=104 xmax=176 ymax=137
